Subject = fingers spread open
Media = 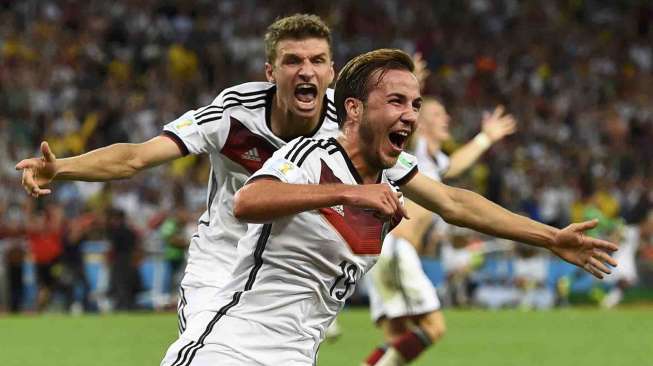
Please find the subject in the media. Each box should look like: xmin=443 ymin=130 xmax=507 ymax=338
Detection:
xmin=593 ymin=249 xmax=618 ymax=267
xmin=589 ymin=238 xmax=619 ymax=252
xmin=589 ymin=257 xmax=612 ymax=275
xmin=584 ymin=263 xmax=603 ymax=279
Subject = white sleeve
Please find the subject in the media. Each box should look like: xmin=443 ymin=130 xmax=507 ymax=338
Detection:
xmin=246 ymin=138 xmax=313 ymax=185
xmin=161 ymin=92 xmax=230 ymax=155
xmin=385 ymin=151 xmax=419 ymax=185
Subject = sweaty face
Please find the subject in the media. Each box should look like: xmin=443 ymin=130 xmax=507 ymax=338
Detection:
xmin=418 ymin=100 xmax=450 ymax=142
xmin=358 ymin=69 xmax=422 ymax=169
xmin=266 ymin=38 xmax=335 ymax=119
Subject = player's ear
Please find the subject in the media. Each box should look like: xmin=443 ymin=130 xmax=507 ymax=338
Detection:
xmin=265 ymin=63 xmax=275 ymax=83
xmin=344 ymin=97 xmax=363 ymax=123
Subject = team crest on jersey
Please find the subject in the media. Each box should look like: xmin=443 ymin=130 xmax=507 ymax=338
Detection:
xmin=318 ymin=159 xmax=402 ymax=255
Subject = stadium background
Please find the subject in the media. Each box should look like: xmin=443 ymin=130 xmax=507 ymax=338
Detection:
xmin=0 ymin=1 xmax=651 ymax=365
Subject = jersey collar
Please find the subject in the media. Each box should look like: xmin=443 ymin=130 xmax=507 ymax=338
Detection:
xmin=265 ymin=85 xmax=330 ymax=142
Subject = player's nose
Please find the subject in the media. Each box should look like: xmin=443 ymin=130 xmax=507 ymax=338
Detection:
xmin=401 ymin=108 xmax=419 ymax=127
xmin=298 ymin=59 xmax=316 ymax=80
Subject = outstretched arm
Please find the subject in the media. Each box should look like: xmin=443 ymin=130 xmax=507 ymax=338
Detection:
xmin=15 ymin=136 xmax=183 ymax=197
xmin=445 ymin=106 xmax=517 ymax=178
xmin=233 ymin=178 xmax=408 ymax=223
xmin=402 ymin=172 xmax=618 ymax=278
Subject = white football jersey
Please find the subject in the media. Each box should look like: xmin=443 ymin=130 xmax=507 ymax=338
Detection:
xmin=201 ymin=137 xmax=418 ymax=364
xmin=162 ymin=82 xmax=340 ymax=290
xmin=412 ymin=136 xmax=449 ymax=181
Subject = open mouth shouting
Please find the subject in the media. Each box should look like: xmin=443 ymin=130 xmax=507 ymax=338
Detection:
xmin=294 ymin=83 xmax=318 ymax=111
xmin=388 ymin=129 xmax=410 ymax=153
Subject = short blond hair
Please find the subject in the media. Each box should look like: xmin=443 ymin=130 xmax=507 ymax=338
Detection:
xmin=264 ymin=14 xmax=332 ymax=63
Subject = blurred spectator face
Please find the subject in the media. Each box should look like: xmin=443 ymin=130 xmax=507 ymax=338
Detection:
xmin=418 ymin=99 xmax=450 ymax=143
xmin=106 ymin=209 xmax=125 ymax=229
xmin=265 ymin=38 xmax=334 ymax=119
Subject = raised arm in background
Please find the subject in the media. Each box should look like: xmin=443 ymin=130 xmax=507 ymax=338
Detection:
xmin=445 ymin=105 xmax=516 ymax=178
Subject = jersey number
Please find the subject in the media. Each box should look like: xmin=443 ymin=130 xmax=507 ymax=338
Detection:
xmin=329 ymin=261 xmax=358 ymax=300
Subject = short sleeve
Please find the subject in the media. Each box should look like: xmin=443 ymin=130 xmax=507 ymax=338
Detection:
xmin=385 ymin=151 xmax=419 ymax=185
xmin=246 ymin=137 xmax=313 ymax=185
xmin=161 ymin=92 xmax=230 ymax=155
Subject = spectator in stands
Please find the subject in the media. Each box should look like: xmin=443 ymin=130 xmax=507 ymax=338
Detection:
xmin=106 ymin=208 xmax=141 ymax=311
xmin=59 ymin=211 xmax=96 ymax=314
xmin=26 ymin=201 xmax=65 ymax=312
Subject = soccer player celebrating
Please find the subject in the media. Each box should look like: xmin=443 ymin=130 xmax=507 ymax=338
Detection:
xmin=365 ymin=99 xmax=517 ymax=365
xmin=15 ymin=12 xmax=341 ymax=334
xmin=161 ymin=49 xmax=617 ymax=365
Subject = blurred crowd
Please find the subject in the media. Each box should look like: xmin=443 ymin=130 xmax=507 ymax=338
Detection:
xmin=1 ymin=0 xmax=652 ymax=313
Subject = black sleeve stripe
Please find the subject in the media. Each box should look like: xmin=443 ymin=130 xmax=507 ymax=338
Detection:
xmin=197 ymin=115 xmax=222 ymax=126
xmin=289 ymin=139 xmax=315 ymax=163
xmin=194 ymin=104 xmax=218 ymax=117
xmin=195 ymin=108 xmax=221 ymax=120
xmin=326 ymin=104 xmax=337 ymax=114
xmin=196 ymin=102 xmax=267 ymax=126
xmin=161 ymin=130 xmax=190 ymax=156
xmin=192 ymin=86 xmax=270 ymax=118
xmin=222 ymin=101 xmax=267 ymax=111
xmin=221 ymin=95 xmax=268 ymax=107
xmin=393 ymin=165 xmax=419 ymax=186
xmin=284 ymin=138 xmax=307 ymax=160
xmin=296 ymin=139 xmax=333 ymax=166
xmin=223 ymin=88 xmax=270 ymax=98
xmin=297 ymin=143 xmax=321 ymax=167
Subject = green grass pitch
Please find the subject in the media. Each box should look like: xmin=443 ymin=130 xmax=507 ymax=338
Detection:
xmin=1 ymin=307 xmax=650 ymax=365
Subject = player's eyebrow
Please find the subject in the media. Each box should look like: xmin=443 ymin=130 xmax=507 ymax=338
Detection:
xmin=386 ymin=93 xmax=422 ymax=108
xmin=281 ymin=52 xmax=328 ymax=61
xmin=386 ymin=92 xmax=405 ymax=99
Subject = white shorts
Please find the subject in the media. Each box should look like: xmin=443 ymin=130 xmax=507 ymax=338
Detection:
xmin=604 ymin=225 xmax=640 ymax=284
xmin=161 ymin=310 xmax=316 ymax=366
xmin=367 ymin=235 xmax=441 ymax=323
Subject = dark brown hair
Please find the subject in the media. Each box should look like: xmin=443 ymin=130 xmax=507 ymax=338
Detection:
xmin=264 ymin=14 xmax=332 ymax=63
xmin=334 ymin=49 xmax=415 ymax=127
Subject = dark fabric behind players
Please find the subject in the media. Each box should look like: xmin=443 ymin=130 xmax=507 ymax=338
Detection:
xmin=106 ymin=208 xmax=141 ymax=310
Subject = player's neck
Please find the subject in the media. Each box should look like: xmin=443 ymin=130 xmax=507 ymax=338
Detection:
xmin=336 ymin=132 xmax=381 ymax=185
xmin=270 ymin=96 xmax=322 ymax=141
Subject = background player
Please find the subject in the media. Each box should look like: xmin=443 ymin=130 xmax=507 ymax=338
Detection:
xmin=364 ymin=98 xmax=517 ymax=365
xmin=414 ymin=98 xmax=516 ymax=181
